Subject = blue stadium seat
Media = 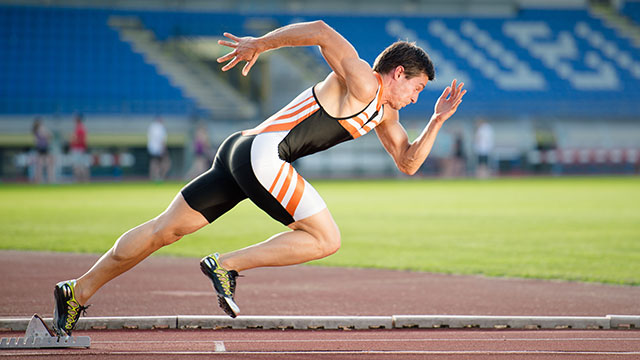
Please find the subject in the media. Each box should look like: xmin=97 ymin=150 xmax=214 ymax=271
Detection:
xmin=1 ymin=5 xmax=638 ymax=118
xmin=0 ymin=5 xmax=199 ymax=115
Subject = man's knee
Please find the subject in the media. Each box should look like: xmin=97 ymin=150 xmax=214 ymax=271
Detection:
xmin=317 ymin=224 xmax=341 ymax=258
xmin=291 ymin=210 xmax=341 ymax=259
xmin=150 ymin=218 xmax=185 ymax=247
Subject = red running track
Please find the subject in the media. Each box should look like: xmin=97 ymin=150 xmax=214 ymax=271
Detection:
xmin=1 ymin=251 xmax=639 ymax=359
xmin=2 ymin=329 xmax=640 ymax=359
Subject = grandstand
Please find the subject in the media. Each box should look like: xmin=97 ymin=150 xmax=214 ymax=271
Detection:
xmin=0 ymin=0 xmax=639 ymax=180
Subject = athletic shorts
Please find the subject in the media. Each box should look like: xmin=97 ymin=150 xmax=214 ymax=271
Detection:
xmin=181 ymin=131 xmax=326 ymax=226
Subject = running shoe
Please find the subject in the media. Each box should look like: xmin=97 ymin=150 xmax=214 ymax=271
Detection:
xmin=200 ymin=253 xmax=240 ymax=318
xmin=52 ymin=280 xmax=89 ymax=336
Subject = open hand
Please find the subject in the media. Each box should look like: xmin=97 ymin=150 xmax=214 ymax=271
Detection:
xmin=217 ymin=32 xmax=262 ymax=76
xmin=433 ymin=79 xmax=466 ymax=122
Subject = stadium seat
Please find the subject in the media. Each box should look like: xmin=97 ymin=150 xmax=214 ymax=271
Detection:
xmin=1 ymin=4 xmax=639 ymax=119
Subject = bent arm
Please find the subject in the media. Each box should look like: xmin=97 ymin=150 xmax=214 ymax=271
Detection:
xmin=259 ymin=21 xmax=356 ymax=77
xmin=218 ymin=20 xmax=377 ymax=101
xmin=375 ymin=110 xmax=445 ymax=176
xmin=376 ymin=79 xmax=466 ymax=175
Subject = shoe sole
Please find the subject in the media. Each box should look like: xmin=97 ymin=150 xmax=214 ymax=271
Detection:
xmin=52 ymin=285 xmax=69 ymax=337
xmin=200 ymin=261 xmax=240 ymax=318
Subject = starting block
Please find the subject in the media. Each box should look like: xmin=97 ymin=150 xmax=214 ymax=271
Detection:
xmin=0 ymin=314 xmax=90 ymax=349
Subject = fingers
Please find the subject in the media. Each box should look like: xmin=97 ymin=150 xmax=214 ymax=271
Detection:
xmin=451 ymin=83 xmax=466 ymax=109
xmin=218 ymin=33 xmax=240 ymax=50
xmin=223 ymin=32 xmax=240 ymax=42
xmin=440 ymin=86 xmax=451 ymax=100
xmin=242 ymin=56 xmax=258 ymax=76
xmin=217 ymin=50 xmax=237 ymax=63
xmin=450 ymin=79 xmax=466 ymax=101
xmin=219 ymin=54 xmax=258 ymax=75
xmin=221 ymin=56 xmax=241 ymax=72
xmin=216 ymin=32 xmax=259 ymax=75
xmin=218 ymin=39 xmax=237 ymax=48
xmin=217 ymin=33 xmax=240 ymax=65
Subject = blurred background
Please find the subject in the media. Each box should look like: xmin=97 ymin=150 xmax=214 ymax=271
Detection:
xmin=1 ymin=0 xmax=639 ymax=183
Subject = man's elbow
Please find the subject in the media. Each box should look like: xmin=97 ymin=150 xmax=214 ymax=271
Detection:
xmin=312 ymin=20 xmax=329 ymax=29
xmin=400 ymin=167 xmax=419 ymax=176
xmin=397 ymin=160 xmax=419 ymax=176
xmin=312 ymin=20 xmax=332 ymax=40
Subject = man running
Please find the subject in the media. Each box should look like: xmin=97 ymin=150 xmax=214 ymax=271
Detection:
xmin=53 ymin=20 xmax=466 ymax=336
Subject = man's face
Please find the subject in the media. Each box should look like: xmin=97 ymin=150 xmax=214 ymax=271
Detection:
xmin=387 ymin=68 xmax=429 ymax=110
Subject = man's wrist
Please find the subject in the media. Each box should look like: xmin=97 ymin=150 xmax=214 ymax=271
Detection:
xmin=253 ymin=37 xmax=269 ymax=54
xmin=429 ymin=114 xmax=446 ymax=126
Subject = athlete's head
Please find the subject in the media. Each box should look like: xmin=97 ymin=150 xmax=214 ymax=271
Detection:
xmin=373 ymin=41 xmax=435 ymax=110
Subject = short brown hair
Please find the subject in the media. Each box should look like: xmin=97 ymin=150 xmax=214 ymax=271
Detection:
xmin=373 ymin=41 xmax=435 ymax=80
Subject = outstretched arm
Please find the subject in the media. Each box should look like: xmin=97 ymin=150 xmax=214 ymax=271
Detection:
xmin=217 ymin=20 xmax=377 ymax=102
xmin=376 ymin=79 xmax=466 ymax=175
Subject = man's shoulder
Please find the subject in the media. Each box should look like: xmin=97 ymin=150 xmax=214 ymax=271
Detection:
xmin=319 ymin=71 xmax=379 ymax=103
xmin=379 ymin=105 xmax=399 ymax=125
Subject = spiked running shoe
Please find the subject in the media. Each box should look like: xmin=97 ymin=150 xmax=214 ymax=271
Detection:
xmin=200 ymin=253 xmax=240 ymax=318
xmin=53 ymin=280 xmax=89 ymax=336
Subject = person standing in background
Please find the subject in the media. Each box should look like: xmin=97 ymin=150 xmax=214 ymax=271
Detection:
xmin=185 ymin=123 xmax=212 ymax=180
xmin=32 ymin=117 xmax=55 ymax=184
xmin=147 ymin=116 xmax=171 ymax=181
xmin=474 ymin=118 xmax=494 ymax=179
xmin=70 ymin=113 xmax=90 ymax=182
xmin=451 ymin=130 xmax=467 ymax=177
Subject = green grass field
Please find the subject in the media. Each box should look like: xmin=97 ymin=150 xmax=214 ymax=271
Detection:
xmin=1 ymin=177 xmax=639 ymax=285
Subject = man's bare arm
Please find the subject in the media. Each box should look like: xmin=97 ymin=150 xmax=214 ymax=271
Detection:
xmin=376 ymin=79 xmax=466 ymax=175
xmin=217 ymin=20 xmax=377 ymax=102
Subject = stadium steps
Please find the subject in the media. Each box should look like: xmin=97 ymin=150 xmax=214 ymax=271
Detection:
xmin=276 ymin=47 xmax=329 ymax=86
xmin=590 ymin=3 xmax=640 ymax=48
xmin=243 ymin=17 xmax=329 ymax=85
xmin=108 ymin=16 xmax=258 ymax=120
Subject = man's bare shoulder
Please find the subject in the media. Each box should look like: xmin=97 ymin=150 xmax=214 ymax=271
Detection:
xmin=380 ymin=105 xmax=399 ymax=125
xmin=315 ymin=72 xmax=345 ymax=97
xmin=315 ymin=71 xmax=380 ymax=117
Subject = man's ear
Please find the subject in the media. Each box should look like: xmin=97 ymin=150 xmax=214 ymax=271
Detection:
xmin=393 ymin=65 xmax=405 ymax=80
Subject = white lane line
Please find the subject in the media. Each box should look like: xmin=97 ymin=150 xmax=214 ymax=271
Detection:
xmin=4 ymin=350 xmax=640 ymax=357
xmin=93 ymin=337 xmax=640 ymax=344
xmin=79 ymin=350 xmax=640 ymax=356
xmin=214 ymin=341 xmax=226 ymax=352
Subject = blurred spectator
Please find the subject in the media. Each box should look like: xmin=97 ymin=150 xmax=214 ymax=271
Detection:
xmin=452 ymin=130 xmax=467 ymax=177
xmin=31 ymin=117 xmax=55 ymax=184
xmin=147 ymin=116 xmax=171 ymax=181
xmin=441 ymin=130 xmax=467 ymax=178
xmin=70 ymin=113 xmax=90 ymax=182
xmin=534 ymin=123 xmax=558 ymax=174
xmin=474 ymin=118 xmax=494 ymax=179
xmin=185 ymin=123 xmax=212 ymax=180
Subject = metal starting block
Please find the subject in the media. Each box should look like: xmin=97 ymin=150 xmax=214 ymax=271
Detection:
xmin=0 ymin=314 xmax=90 ymax=349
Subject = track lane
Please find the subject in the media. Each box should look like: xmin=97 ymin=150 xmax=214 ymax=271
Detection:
xmin=2 ymin=329 xmax=640 ymax=359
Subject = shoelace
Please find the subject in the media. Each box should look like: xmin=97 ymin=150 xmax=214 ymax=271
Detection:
xmin=79 ymin=304 xmax=91 ymax=316
xmin=64 ymin=302 xmax=91 ymax=330
xmin=228 ymin=271 xmax=242 ymax=294
xmin=214 ymin=268 xmax=234 ymax=296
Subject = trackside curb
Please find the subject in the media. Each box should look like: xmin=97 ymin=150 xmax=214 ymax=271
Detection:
xmin=1 ymin=315 xmax=638 ymax=332
xmin=392 ymin=315 xmax=611 ymax=329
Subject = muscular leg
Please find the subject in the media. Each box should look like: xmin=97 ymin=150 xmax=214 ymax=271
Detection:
xmin=74 ymin=193 xmax=209 ymax=305
xmin=218 ymin=208 xmax=340 ymax=272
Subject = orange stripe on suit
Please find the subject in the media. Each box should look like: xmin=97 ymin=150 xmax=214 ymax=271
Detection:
xmin=276 ymin=164 xmax=295 ymax=202
xmin=285 ymin=173 xmax=305 ymax=216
